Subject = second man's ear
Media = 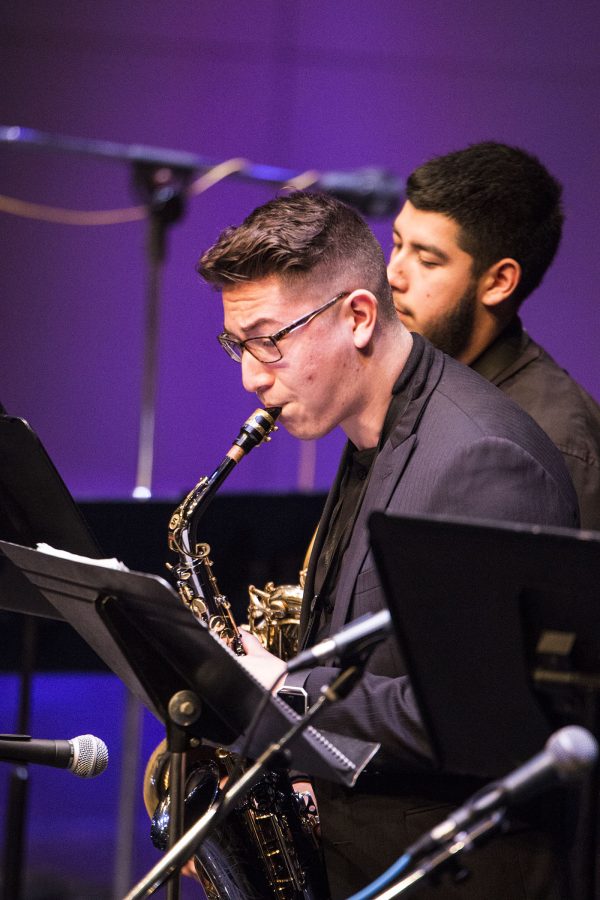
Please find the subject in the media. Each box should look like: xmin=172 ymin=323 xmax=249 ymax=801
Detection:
xmin=479 ymin=258 xmax=522 ymax=308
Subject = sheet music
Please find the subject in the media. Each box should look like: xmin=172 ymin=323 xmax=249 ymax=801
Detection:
xmin=36 ymin=542 xmax=129 ymax=571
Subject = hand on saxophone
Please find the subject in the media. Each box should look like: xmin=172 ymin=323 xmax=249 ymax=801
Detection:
xmin=292 ymin=779 xmax=321 ymax=838
xmin=180 ymin=858 xmax=200 ymax=881
xmin=238 ymin=627 xmax=288 ymax=691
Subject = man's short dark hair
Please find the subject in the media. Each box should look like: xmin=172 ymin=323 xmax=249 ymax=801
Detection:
xmin=406 ymin=142 xmax=564 ymax=304
xmin=197 ymin=191 xmax=395 ymax=320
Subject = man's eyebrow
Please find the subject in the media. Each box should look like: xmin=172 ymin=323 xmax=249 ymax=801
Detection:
xmin=392 ymin=227 xmax=450 ymax=263
xmin=224 ymin=316 xmax=281 ymax=338
xmin=412 ymin=241 xmax=450 ymax=262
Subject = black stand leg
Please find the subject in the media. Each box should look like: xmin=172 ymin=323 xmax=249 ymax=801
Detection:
xmin=1 ymin=616 xmax=37 ymax=900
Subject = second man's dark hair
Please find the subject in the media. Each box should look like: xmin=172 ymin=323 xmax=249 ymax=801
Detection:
xmin=406 ymin=142 xmax=564 ymax=304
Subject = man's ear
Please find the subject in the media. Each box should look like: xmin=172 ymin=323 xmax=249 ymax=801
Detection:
xmin=478 ymin=258 xmax=522 ymax=309
xmin=347 ymin=290 xmax=378 ymax=349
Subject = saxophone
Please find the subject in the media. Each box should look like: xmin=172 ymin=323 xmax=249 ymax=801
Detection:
xmin=145 ymin=408 xmax=329 ymax=900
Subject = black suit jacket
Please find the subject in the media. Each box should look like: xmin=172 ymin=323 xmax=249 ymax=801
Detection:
xmin=300 ymin=336 xmax=579 ymax=899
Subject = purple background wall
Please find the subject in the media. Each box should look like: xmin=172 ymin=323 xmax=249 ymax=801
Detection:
xmin=1 ymin=3 xmax=599 ymax=897
xmin=2 ymin=1 xmax=599 ymax=499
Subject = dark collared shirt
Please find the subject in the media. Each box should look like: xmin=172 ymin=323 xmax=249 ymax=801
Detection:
xmin=472 ymin=317 xmax=600 ymax=529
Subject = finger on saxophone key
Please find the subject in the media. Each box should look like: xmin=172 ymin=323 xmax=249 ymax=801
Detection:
xmin=238 ymin=629 xmax=287 ymax=691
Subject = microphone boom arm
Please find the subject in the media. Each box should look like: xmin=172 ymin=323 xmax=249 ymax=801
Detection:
xmin=0 ymin=125 xmax=403 ymax=217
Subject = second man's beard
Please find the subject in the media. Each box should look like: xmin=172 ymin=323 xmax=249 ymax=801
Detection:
xmin=420 ymin=281 xmax=478 ymax=360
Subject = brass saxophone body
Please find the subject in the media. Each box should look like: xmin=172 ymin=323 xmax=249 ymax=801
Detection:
xmin=147 ymin=408 xmax=328 ymax=900
xmin=167 ymin=407 xmax=279 ymax=652
xmin=248 ymin=579 xmax=305 ymax=660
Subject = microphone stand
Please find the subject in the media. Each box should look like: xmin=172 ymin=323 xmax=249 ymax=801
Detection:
xmin=124 ymin=662 xmax=367 ymax=900
xmin=1 ymin=125 xmax=402 ymax=497
xmin=130 ymin=162 xmax=192 ymax=499
xmin=368 ymin=811 xmax=506 ymax=900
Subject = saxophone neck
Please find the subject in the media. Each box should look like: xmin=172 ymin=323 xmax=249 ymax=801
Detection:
xmin=171 ymin=407 xmax=281 ymax=539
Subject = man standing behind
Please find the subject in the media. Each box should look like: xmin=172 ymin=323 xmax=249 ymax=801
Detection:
xmin=387 ymin=141 xmax=600 ymax=528
xmin=197 ymin=191 xmax=579 ymax=899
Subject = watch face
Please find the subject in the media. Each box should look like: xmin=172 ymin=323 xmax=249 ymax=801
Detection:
xmin=278 ymin=687 xmax=308 ymax=716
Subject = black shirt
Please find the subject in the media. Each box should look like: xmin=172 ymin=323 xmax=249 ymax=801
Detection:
xmin=309 ymin=333 xmax=430 ymax=642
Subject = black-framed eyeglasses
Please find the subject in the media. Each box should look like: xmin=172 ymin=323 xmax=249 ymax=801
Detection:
xmin=217 ymin=290 xmax=350 ymax=364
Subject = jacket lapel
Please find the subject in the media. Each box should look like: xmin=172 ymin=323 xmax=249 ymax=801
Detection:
xmin=300 ymin=336 xmax=445 ymax=639
xmin=328 ymin=431 xmax=418 ymax=633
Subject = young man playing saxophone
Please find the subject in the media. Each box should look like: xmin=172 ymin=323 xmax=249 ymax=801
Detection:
xmin=197 ymin=191 xmax=579 ymax=899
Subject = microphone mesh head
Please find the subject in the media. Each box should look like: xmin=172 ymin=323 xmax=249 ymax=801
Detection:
xmin=71 ymin=734 xmax=109 ymax=778
xmin=547 ymin=726 xmax=598 ymax=780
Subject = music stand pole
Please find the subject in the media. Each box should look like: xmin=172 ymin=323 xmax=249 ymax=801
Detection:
xmin=163 ymin=689 xmax=203 ymax=900
xmin=1 ymin=617 xmax=37 ymax=900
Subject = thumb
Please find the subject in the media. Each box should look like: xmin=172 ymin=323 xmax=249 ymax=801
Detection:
xmin=239 ymin=628 xmax=268 ymax=655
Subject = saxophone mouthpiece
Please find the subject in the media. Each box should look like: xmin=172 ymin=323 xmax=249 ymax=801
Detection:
xmin=230 ymin=407 xmax=281 ymax=460
xmin=264 ymin=406 xmax=282 ymax=433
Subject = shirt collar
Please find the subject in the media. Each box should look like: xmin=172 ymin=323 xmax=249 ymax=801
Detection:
xmin=471 ymin=317 xmax=528 ymax=382
xmin=380 ymin=332 xmax=438 ymax=447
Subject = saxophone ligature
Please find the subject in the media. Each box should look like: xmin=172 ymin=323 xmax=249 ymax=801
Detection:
xmin=145 ymin=407 xmax=329 ymax=900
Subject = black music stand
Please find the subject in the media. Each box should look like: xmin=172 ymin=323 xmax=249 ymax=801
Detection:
xmin=0 ymin=414 xmax=103 ymax=900
xmin=0 ymin=413 xmax=102 ymax=614
xmin=369 ymin=511 xmax=600 ymax=899
xmin=0 ymin=415 xmax=100 ymax=555
xmin=0 ymin=539 xmax=377 ymax=896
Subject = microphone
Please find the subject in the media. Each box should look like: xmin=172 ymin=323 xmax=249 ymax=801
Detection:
xmin=287 ymin=609 xmax=393 ymax=673
xmin=315 ymin=168 xmax=403 ymax=217
xmin=0 ymin=734 xmax=109 ymax=778
xmin=407 ymin=726 xmax=598 ymax=858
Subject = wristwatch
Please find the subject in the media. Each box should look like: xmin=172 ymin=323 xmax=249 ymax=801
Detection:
xmin=276 ymin=670 xmax=309 ymax=716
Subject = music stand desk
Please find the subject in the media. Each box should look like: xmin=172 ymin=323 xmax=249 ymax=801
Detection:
xmin=0 ymin=414 xmax=101 ymax=619
xmin=369 ymin=511 xmax=600 ymax=779
xmin=0 ymin=539 xmax=376 ymax=785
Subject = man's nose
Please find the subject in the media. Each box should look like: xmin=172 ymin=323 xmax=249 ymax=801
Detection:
xmin=387 ymin=253 xmax=408 ymax=292
xmin=241 ymin=350 xmax=275 ymax=394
